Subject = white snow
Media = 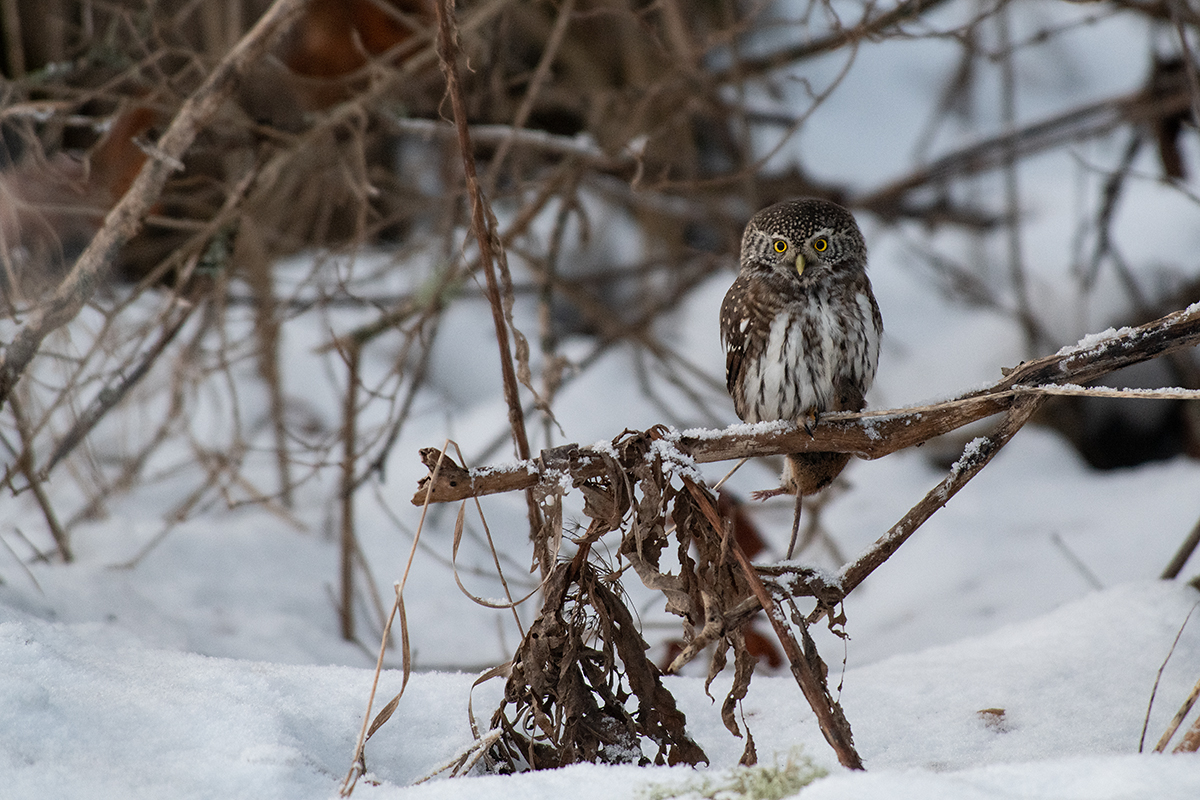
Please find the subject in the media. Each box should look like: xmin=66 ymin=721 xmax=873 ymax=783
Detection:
xmin=3 ymin=582 xmax=1198 ymax=798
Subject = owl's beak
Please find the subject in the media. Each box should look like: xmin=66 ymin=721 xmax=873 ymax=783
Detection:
xmin=795 ymin=254 xmax=806 ymax=276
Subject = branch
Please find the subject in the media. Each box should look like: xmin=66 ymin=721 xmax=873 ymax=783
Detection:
xmin=714 ymin=0 xmax=956 ymax=83
xmin=0 ymin=0 xmax=309 ymax=411
xmin=412 ymin=302 xmax=1200 ymax=505
xmin=837 ymin=394 xmax=1042 ymax=596
xmin=713 ymin=484 xmax=863 ymax=770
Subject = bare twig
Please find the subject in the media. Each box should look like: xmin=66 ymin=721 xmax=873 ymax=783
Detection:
xmin=1145 ymin=600 xmax=1200 ymax=752
xmin=37 ymin=299 xmax=197 ymax=479
xmin=996 ymin=3 xmax=1043 ymax=354
xmin=9 ymin=395 xmax=71 ymax=562
xmin=340 ymin=342 xmax=362 ymax=642
xmin=837 ymin=395 xmax=1042 ymax=598
xmin=714 ymin=0 xmax=956 ymax=82
xmin=1162 ymin=513 xmax=1200 ymax=580
xmin=433 ymin=0 xmax=544 ymax=566
xmin=482 ymin=0 xmax=578 ymax=191
xmin=688 ymin=480 xmax=863 ymax=770
xmin=856 ymin=80 xmax=1194 ymax=214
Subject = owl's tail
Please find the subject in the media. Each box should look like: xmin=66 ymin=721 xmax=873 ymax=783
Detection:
xmin=783 ymin=451 xmax=852 ymax=496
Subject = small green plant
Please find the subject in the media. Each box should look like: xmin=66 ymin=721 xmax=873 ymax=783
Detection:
xmin=642 ymin=750 xmax=828 ymax=800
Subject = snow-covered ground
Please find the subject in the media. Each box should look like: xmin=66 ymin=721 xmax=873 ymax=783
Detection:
xmin=3 ymin=580 xmax=1199 ymax=798
xmin=3 ymin=3 xmax=1200 ymax=798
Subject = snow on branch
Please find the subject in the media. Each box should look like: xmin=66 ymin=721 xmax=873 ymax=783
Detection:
xmin=401 ymin=301 xmax=1200 ymax=774
xmin=412 ymin=302 xmax=1200 ymax=506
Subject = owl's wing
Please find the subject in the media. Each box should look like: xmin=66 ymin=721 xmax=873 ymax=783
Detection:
xmin=719 ymin=274 xmax=769 ymax=402
xmin=719 ymin=278 xmax=744 ymax=396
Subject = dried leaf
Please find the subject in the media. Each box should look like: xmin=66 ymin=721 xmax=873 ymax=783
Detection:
xmin=720 ymin=634 xmax=756 ymax=738
xmin=490 ymin=561 xmax=707 ymax=771
xmin=739 ymin=729 xmax=758 ymax=767
xmin=367 ymin=694 xmax=402 ymax=739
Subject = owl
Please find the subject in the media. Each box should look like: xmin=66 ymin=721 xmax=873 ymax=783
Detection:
xmin=720 ymin=198 xmax=882 ymax=497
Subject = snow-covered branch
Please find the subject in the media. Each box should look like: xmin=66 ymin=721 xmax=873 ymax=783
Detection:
xmin=412 ymin=302 xmax=1200 ymax=506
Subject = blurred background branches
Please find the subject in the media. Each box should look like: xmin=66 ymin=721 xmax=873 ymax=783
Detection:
xmin=1 ymin=0 xmax=1199 ymax=649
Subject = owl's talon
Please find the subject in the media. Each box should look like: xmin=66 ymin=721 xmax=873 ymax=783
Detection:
xmin=802 ymin=409 xmax=819 ymax=437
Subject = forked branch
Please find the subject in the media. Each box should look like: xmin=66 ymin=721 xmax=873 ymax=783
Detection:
xmin=405 ymin=301 xmax=1200 ymax=773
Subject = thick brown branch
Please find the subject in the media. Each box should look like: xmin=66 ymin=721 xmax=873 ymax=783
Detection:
xmin=412 ymin=302 xmax=1200 ymax=505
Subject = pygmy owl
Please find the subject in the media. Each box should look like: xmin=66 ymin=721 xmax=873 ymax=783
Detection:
xmin=720 ymin=198 xmax=882 ymax=497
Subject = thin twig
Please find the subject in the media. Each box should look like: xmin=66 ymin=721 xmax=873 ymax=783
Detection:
xmin=340 ymin=342 xmax=362 ymax=642
xmin=856 ymin=79 xmax=1194 ymax=214
xmin=1144 ymin=600 xmax=1200 ymax=752
xmin=433 ymin=0 xmax=544 ymax=567
xmin=996 ymin=3 xmax=1043 ymax=354
xmin=9 ymin=395 xmax=71 ymax=562
xmin=714 ymin=0 xmax=956 ymax=82
xmin=1162 ymin=513 xmax=1200 ymax=580
xmin=482 ymin=0 xmax=578 ymax=192
xmin=38 ymin=299 xmax=197 ymax=479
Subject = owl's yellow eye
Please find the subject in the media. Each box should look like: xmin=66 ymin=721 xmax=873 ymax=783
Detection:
xmin=813 ymin=237 xmax=829 ymax=252
xmin=773 ymin=240 xmax=788 ymax=253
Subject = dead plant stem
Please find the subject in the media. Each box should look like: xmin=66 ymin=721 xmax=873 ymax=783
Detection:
xmin=9 ymin=395 xmax=71 ymax=562
xmin=434 ymin=0 xmax=544 ymax=566
xmin=1162 ymin=513 xmax=1200 ymax=580
xmin=718 ymin=491 xmax=863 ymax=770
xmin=340 ymin=343 xmax=361 ymax=642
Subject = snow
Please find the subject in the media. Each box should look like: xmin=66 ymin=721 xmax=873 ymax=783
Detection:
xmin=3 ymin=582 xmax=1198 ymax=799
xmin=5 ymin=4 xmax=1200 ymax=799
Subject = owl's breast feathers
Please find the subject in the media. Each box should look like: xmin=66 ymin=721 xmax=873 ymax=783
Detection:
xmin=720 ymin=269 xmax=881 ymax=426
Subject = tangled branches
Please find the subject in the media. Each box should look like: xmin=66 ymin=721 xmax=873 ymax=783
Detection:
xmin=4 ymin=0 xmax=1200 ymax=784
xmin=411 ymin=300 xmax=1200 ymax=771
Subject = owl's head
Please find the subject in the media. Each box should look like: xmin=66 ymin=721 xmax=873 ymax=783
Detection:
xmin=740 ymin=198 xmax=867 ymax=282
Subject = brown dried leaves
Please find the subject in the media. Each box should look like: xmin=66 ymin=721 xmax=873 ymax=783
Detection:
xmin=488 ymin=427 xmax=768 ymax=771
xmin=488 ymin=559 xmax=707 ymax=770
